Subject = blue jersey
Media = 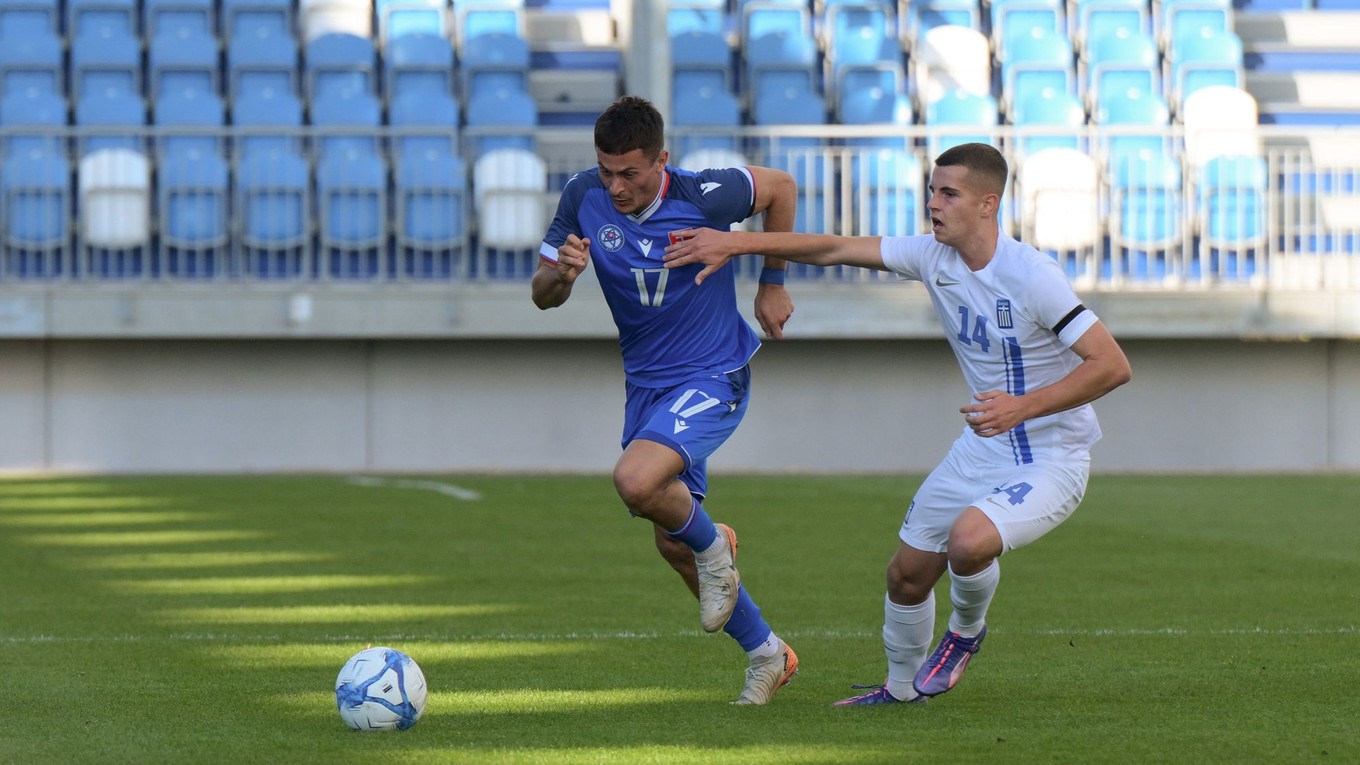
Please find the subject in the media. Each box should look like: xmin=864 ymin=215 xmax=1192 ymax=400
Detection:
xmin=539 ymin=166 xmax=761 ymax=388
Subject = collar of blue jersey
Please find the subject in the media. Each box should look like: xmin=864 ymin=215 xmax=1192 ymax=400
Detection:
xmin=627 ymin=169 xmax=671 ymax=225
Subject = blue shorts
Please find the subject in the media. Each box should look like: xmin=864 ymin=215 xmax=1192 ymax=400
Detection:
xmin=622 ymin=365 xmax=751 ymax=500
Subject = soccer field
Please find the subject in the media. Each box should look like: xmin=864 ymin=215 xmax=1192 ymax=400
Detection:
xmin=2 ymin=474 xmax=1356 ymax=764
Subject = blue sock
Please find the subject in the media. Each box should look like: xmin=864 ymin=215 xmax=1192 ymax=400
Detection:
xmin=722 ymin=585 xmax=772 ymax=653
xmin=664 ymin=497 xmax=718 ymax=552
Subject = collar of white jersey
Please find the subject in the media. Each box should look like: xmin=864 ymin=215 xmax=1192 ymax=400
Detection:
xmin=627 ymin=170 xmax=671 ymax=224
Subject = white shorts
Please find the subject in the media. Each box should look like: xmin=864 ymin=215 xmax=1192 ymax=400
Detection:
xmin=899 ymin=440 xmax=1090 ymax=555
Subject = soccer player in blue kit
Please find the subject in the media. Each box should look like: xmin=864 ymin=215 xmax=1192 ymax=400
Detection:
xmin=530 ymin=96 xmax=801 ymax=704
xmin=664 ymin=143 xmax=1133 ymax=705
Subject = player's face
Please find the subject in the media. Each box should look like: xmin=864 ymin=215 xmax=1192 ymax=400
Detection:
xmin=597 ymin=148 xmax=668 ymax=215
xmin=926 ymin=165 xmax=994 ymax=248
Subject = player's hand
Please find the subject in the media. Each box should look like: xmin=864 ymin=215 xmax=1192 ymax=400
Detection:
xmin=663 ymin=227 xmax=733 ymax=285
xmin=960 ymin=390 xmax=1028 ymax=437
xmin=555 ymin=234 xmax=591 ymax=283
xmin=754 ymin=283 xmax=793 ymax=339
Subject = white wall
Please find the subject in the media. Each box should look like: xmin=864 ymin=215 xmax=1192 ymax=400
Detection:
xmin=2 ymin=338 xmax=1357 ymax=474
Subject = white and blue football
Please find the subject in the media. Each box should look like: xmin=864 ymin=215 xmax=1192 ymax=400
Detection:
xmin=335 ymin=647 xmax=428 ymax=731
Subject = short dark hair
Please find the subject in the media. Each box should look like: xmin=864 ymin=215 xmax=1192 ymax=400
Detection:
xmin=594 ymin=95 xmax=665 ymax=159
xmin=935 ymin=142 xmax=1009 ymax=197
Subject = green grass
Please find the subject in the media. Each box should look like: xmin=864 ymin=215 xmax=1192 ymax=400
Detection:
xmin=2 ymin=474 xmax=1357 ymax=764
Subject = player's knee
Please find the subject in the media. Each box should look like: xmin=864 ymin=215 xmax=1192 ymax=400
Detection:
xmin=612 ymin=462 xmax=662 ymax=517
xmin=947 ymin=513 xmax=1002 ymax=573
xmin=885 ymin=564 xmax=934 ymax=604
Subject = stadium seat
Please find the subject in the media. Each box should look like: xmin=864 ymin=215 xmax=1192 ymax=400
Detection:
xmin=837 ymin=73 xmax=913 ymax=147
xmin=78 ymin=148 xmax=152 ymax=277
xmin=1180 ymin=85 xmax=1260 ymax=168
xmin=158 ymin=146 xmax=230 ymax=277
xmin=473 ymin=147 xmax=546 ymax=272
xmin=0 ymin=86 xmax=67 ymax=157
xmin=1108 ymin=151 xmax=1182 ymax=278
xmin=153 ymin=86 xmax=225 ymax=158
xmin=668 ymin=0 xmax=726 ymax=38
xmin=228 ymin=26 xmax=300 ymax=100
xmin=671 ymin=30 xmax=733 ymax=94
xmin=305 ymin=32 xmax=376 ymax=101
xmin=990 ymin=0 xmax=1063 ymax=52
xmin=316 ymin=147 xmax=389 ymax=277
xmin=70 ymin=28 xmax=142 ymax=100
xmin=925 ymin=88 xmax=999 ymax=158
xmin=232 ymin=86 xmax=305 ymax=158
xmin=1083 ymin=27 xmax=1160 ymax=112
xmin=465 ymin=86 xmax=537 ymax=154
xmin=1158 ymin=0 xmax=1230 ymax=52
xmin=912 ymin=25 xmax=991 ymax=108
xmin=390 ymin=89 xmax=459 ymax=161
xmin=823 ymin=1 xmax=895 ymax=69
xmin=1197 ymin=153 xmax=1268 ymax=249
xmin=222 ymin=0 xmax=293 ymax=38
xmin=300 ymin=0 xmax=372 ymax=42
xmin=1 ymin=147 xmax=70 ymax=277
xmin=1012 ymin=87 xmax=1087 ymax=157
xmin=377 ymin=0 xmax=449 ymax=46
xmin=1017 ymin=147 xmax=1101 ymax=279
xmin=851 ymin=147 xmax=922 ymax=237
xmin=385 ymin=32 xmax=455 ymax=101
xmin=460 ymin=30 xmax=531 ymax=103
xmin=740 ymin=1 xmax=812 ymax=50
xmin=456 ymin=0 xmax=525 ymax=50
xmin=236 ymin=148 xmax=311 ymax=277
xmin=144 ymin=0 xmax=215 ymax=37
xmin=149 ymin=27 xmax=221 ymax=101
xmin=671 ymin=86 xmax=743 ymax=157
xmin=395 ymin=148 xmax=469 ymax=278
xmin=67 ymin=0 xmax=137 ymax=37
xmin=1168 ymin=29 xmax=1244 ymax=110
xmin=310 ymin=86 xmax=382 ymax=158
xmin=75 ymin=86 xmax=147 ymax=155
xmin=1073 ymin=0 xmax=1148 ymax=50
xmin=1096 ymin=85 xmax=1171 ymax=162
xmin=0 ymin=0 xmax=59 ymax=38
xmin=0 ymin=31 xmax=63 ymax=98
xmin=754 ymin=87 xmax=830 ymax=234
xmin=1000 ymin=26 xmax=1076 ymax=119
xmin=909 ymin=0 xmax=981 ymax=43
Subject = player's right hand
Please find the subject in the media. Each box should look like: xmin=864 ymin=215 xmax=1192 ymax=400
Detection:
xmin=556 ymin=234 xmax=591 ymax=282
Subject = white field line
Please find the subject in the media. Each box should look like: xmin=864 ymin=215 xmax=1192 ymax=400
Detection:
xmin=345 ymin=476 xmax=482 ymax=501
xmin=3 ymin=625 xmax=1356 ymax=644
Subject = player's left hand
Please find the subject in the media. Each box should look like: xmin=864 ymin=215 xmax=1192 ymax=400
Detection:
xmin=961 ymin=390 xmax=1028 ymax=437
xmin=754 ymin=283 xmax=793 ymax=339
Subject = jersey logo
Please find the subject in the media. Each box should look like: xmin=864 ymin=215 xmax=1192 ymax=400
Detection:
xmin=700 ymin=182 xmax=721 ymax=195
xmin=597 ymin=224 xmax=625 ymax=252
xmin=673 ymin=419 xmax=689 ymax=433
xmin=996 ymin=299 xmax=1014 ymax=329
xmin=935 ymin=275 xmax=961 ymax=286
xmin=639 ymin=238 xmax=654 ymax=258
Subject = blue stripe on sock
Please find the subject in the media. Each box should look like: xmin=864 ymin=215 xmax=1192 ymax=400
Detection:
xmin=722 ymin=585 xmax=771 ymax=652
xmin=664 ymin=497 xmax=718 ymax=551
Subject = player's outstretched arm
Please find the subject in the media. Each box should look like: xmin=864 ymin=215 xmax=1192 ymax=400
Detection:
xmin=664 ymin=230 xmax=887 ymax=285
xmin=531 ymin=235 xmax=591 ymax=309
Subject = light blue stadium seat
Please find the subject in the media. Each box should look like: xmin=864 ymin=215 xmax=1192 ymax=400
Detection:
xmin=143 ymin=0 xmax=214 ymax=37
xmin=465 ymin=86 xmax=537 ymax=154
xmin=1169 ymin=29 xmax=1243 ymax=108
xmin=1 ymin=147 xmax=70 ymax=277
xmin=824 ymin=1 xmax=894 ymax=58
xmin=1084 ymin=27 xmax=1160 ymax=111
xmin=228 ymin=26 xmax=299 ymax=100
xmin=925 ymin=89 xmax=999 ymax=156
xmin=0 ymin=86 xmax=67 ymax=156
xmin=754 ymin=86 xmax=829 ymax=234
xmin=390 ymin=89 xmax=459 ymax=161
xmin=671 ymin=86 xmax=742 ymax=157
xmin=1159 ymin=0 xmax=1230 ymax=50
xmin=222 ymin=0 xmax=292 ymax=39
xmin=310 ymin=86 xmax=382 ymax=159
xmin=851 ymin=147 xmax=922 ymax=236
xmin=70 ymin=28 xmax=142 ymax=99
xmin=1096 ymin=85 xmax=1170 ymax=161
xmin=0 ymin=0 xmax=60 ymax=37
xmin=306 ymin=32 xmax=376 ymax=101
xmin=1109 ymin=151 xmax=1182 ymax=277
xmin=158 ymin=146 xmax=229 ymax=277
xmin=236 ymin=148 xmax=311 ymax=278
xmin=826 ymin=33 xmax=900 ymax=103
xmin=457 ymin=0 xmax=524 ymax=47
xmin=316 ymin=147 xmax=389 ymax=277
xmin=67 ymin=0 xmax=137 ymax=37
xmin=910 ymin=0 xmax=980 ymax=41
xmin=0 ymin=31 xmax=64 ymax=98
xmin=1012 ymin=87 xmax=1086 ymax=156
xmin=395 ymin=148 xmax=469 ymax=278
xmin=1001 ymin=26 xmax=1076 ymax=119
xmin=232 ymin=86 xmax=304 ymax=157
xmin=75 ymin=86 xmax=146 ymax=154
xmin=149 ymin=27 xmax=220 ymax=100
xmin=668 ymin=0 xmax=726 ymax=38
xmin=991 ymin=0 xmax=1063 ymax=50
xmin=740 ymin=1 xmax=811 ymax=49
xmin=460 ymin=30 xmax=530 ymax=103
xmin=154 ymin=86 xmax=224 ymax=157
xmin=386 ymin=32 xmax=455 ymax=101
xmin=837 ymin=62 xmax=911 ymax=138
xmin=1074 ymin=0 xmax=1148 ymax=49
xmin=745 ymin=30 xmax=819 ymax=110
xmin=377 ymin=0 xmax=449 ymax=45
xmin=1197 ymin=153 xmax=1268 ymax=250
xmin=671 ymin=30 xmax=733 ymax=94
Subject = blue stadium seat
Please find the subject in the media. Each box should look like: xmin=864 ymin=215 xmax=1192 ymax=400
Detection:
xmin=158 ymin=146 xmax=230 ymax=277
xmin=222 ymin=0 xmax=292 ymax=39
xmin=1197 ymin=153 xmax=1268 ymax=251
xmin=836 ymin=62 xmax=911 ymax=137
xmin=1074 ymin=0 xmax=1148 ymax=50
xmin=671 ymin=30 xmax=733 ymax=94
xmin=0 ymin=86 xmax=67 ymax=156
xmin=377 ymin=0 xmax=449 ymax=46
xmin=395 ymin=148 xmax=469 ymax=277
xmin=745 ymin=30 xmax=819 ymax=108
xmin=67 ymin=0 xmax=137 ymax=37
xmin=0 ymin=0 xmax=60 ymax=38
xmin=305 ymin=32 xmax=376 ymax=101
xmin=851 ymin=147 xmax=922 ymax=236
xmin=75 ymin=86 xmax=147 ymax=154
xmin=316 ymin=147 xmax=389 ymax=277
xmin=668 ymin=0 xmax=726 ymax=38
xmin=671 ymin=86 xmax=742 ymax=157
xmin=465 ymin=86 xmax=537 ymax=154
xmin=990 ymin=0 xmax=1063 ymax=50
xmin=385 ymin=32 xmax=455 ymax=101
xmin=1001 ymin=26 xmax=1076 ymax=119
xmin=1159 ymin=0 xmax=1230 ymax=51
xmin=740 ymin=1 xmax=811 ymax=50
xmin=1096 ymin=85 xmax=1170 ymax=162
xmin=1012 ymin=87 xmax=1087 ymax=156
xmin=228 ymin=26 xmax=300 ymax=100
xmin=1168 ymin=29 xmax=1243 ymax=108
xmin=0 ymin=31 xmax=64 ymax=98
xmin=909 ymin=0 xmax=980 ymax=41
xmin=754 ymin=86 xmax=829 ymax=233
xmin=1 ymin=147 xmax=70 ymax=277
xmin=825 ymin=32 xmax=899 ymax=103
xmin=456 ymin=0 xmax=524 ymax=48
xmin=310 ymin=86 xmax=382 ymax=158
xmin=823 ymin=1 xmax=894 ymax=60
xmin=1109 ymin=151 xmax=1182 ymax=278
xmin=144 ymin=0 xmax=215 ymax=37
xmin=149 ymin=27 xmax=221 ymax=100
xmin=390 ymin=89 xmax=459 ymax=161
xmin=232 ymin=86 xmax=304 ymax=157
xmin=154 ymin=86 xmax=225 ymax=157
xmin=1083 ymin=27 xmax=1160 ymax=111
xmin=460 ymin=30 xmax=530 ymax=103
xmin=70 ymin=28 xmax=142 ymax=99
xmin=925 ymin=88 xmax=999 ymax=157
xmin=236 ymin=148 xmax=311 ymax=277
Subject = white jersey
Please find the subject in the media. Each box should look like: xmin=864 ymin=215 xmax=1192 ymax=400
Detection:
xmin=880 ymin=233 xmax=1102 ymax=465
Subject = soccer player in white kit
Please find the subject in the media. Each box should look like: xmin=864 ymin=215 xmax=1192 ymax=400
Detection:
xmin=662 ymin=142 xmax=1133 ymax=705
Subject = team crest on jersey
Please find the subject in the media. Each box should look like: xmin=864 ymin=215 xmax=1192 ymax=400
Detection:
xmin=597 ymin=224 xmax=625 ymax=252
xmin=996 ymin=299 xmax=1014 ymax=329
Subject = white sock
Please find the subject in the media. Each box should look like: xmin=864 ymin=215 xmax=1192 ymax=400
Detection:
xmin=696 ymin=530 xmax=727 ymax=560
xmin=748 ymin=632 xmax=782 ymax=659
xmin=883 ymin=592 xmax=933 ymax=701
xmin=947 ymin=560 xmax=1000 ymax=637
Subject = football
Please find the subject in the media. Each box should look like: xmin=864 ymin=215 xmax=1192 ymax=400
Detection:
xmin=334 ymin=646 xmax=428 ymax=731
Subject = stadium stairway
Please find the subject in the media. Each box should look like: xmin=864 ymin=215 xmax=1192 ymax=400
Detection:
xmin=524 ymin=0 xmax=622 ymax=126
xmin=1234 ymin=2 xmax=1360 ymax=126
